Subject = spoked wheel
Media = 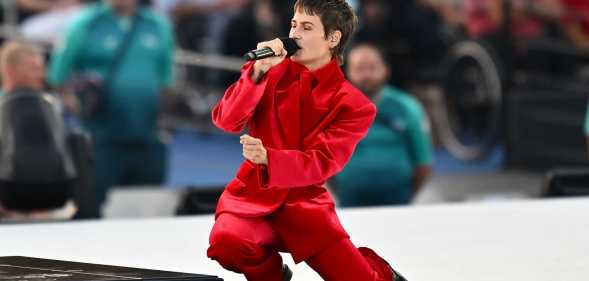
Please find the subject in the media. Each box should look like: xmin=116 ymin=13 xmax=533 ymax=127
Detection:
xmin=436 ymin=40 xmax=503 ymax=161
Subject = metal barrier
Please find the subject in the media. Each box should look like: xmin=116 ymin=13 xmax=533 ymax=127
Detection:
xmin=0 ymin=26 xmax=244 ymax=72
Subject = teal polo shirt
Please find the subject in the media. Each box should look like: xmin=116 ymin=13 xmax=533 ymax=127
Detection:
xmin=48 ymin=3 xmax=175 ymax=142
xmin=334 ymin=85 xmax=433 ymax=206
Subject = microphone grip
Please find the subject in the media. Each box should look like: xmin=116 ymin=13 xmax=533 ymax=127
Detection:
xmin=244 ymin=47 xmax=276 ymax=61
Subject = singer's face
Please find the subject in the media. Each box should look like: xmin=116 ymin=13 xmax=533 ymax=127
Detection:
xmin=289 ymin=10 xmax=333 ymax=70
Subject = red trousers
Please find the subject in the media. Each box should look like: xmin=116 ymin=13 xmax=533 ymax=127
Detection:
xmin=207 ymin=213 xmax=393 ymax=281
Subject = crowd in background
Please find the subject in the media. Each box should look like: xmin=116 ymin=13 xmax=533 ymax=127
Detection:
xmin=0 ymin=0 xmax=589 ymax=220
xmin=4 ymin=0 xmax=589 ymax=87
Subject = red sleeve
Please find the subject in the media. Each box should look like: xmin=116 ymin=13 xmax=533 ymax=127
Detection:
xmin=211 ymin=62 xmax=269 ymax=133
xmin=260 ymin=101 xmax=376 ymax=188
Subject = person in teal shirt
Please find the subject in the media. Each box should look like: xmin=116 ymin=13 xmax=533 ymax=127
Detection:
xmin=334 ymin=43 xmax=433 ymax=206
xmin=48 ymin=0 xmax=175 ymax=214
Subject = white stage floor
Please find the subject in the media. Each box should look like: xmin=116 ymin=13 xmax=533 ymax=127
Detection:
xmin=1 ymin=198 xmax=588 ymax=281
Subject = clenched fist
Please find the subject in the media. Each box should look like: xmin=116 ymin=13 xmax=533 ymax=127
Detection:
xmin=240 ymin=134 xmax=268 ymax=165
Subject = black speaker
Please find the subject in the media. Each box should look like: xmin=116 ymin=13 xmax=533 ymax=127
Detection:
xmin=176 ymin=187 xmax=224 ymax=215
xmin=543 ymin=168 xmax=589 ymax=197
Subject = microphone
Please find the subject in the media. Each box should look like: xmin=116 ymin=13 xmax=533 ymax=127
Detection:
xmin=243 ymin=37 xmax=300 ymax=61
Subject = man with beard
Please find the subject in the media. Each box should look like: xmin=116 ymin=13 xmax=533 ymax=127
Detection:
xmin=333 ymin=43 xmax=433 ymax=206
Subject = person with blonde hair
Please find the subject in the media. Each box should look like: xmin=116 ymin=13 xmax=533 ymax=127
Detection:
xmin=0 ymin=41 xmax=46 ymax=95
xmin=0 ymin=40 xmax=78 ymax=221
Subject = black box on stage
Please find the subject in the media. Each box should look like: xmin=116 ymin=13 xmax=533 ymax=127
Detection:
xmin=0 ymin=256 xmax=223 ymax=281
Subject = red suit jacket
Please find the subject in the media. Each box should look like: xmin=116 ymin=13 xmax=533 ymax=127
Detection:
xmin=212 ymin=59 xmax=375 ymax=258
xmin=213 ymin=58 xmax=375 ymax=217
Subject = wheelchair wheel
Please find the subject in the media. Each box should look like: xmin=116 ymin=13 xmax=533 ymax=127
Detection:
xmin=436 ymin=40 xmax=503 ymax=161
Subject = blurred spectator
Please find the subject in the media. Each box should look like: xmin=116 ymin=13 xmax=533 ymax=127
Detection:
xmin=354 ymin=0 xmax=446 ymax=90
xmin=332 ymin=44 xmax=433 ymax=207
xmin=462 ymin=0 xmax=502 ymax=39
xmin=462 ymin=0 xmax=561 ymax=40
xmin=152 ymin=0 xmax=251 ymax=96
xmin=0 ymin=40 xmax=45 ymax=94
xmin=48 ymin=0 xmax=175 ymax=215
xmin=221 ymin=0 xmax=282 ymax=56
xmin=560 ymin=0 xmax=589 ymax=49
xmin=15 ymin=0 xmax=82 ymax=23
xmin=155 ymin=0 xmax=247 ymax=19
xmin=354 ymin=0 xmax=394 ymax=47
xmin=423 ymin=0 xmax=561 ymax=41
xmin=219 ymin=0 xmax=294 ymax=87
xmin=510 ymin=0 xmax=551 ymax=40
xmin=18 ymin=0 xmax=85 ymax=44
xmin=419 ymin=0 xmax=465 ymax=27
xmin=0 ymin=41 xmax=77 ymax=221
xmin=354 ymin=0 xmax=398 ymax=84
xmin=153 ymin=0 xmax=249 ymax=52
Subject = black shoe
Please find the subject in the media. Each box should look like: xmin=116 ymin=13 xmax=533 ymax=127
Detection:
xmin=391 ymin=267 xmax=408 ymax=281
xmin=282 ymin=264 xmax=293 ymax=281
xmin=358 ymin=247 xmax=408 ymax=281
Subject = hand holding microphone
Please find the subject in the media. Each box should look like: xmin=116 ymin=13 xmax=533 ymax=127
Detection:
xmin=244 ymin=37 xmax=299 ymax=61
xmin=247 ymin=37 xmax=299 ymax=83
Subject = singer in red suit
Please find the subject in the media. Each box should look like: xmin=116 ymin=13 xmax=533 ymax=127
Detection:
xmin=207 ymin=1 xmax=406 ymax=280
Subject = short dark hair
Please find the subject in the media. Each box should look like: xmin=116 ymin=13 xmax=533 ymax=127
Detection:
xmin=347 ymin=42 xmax=390 ymax=66
xmin=294 ymin=0 xmax=358 ymax=64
